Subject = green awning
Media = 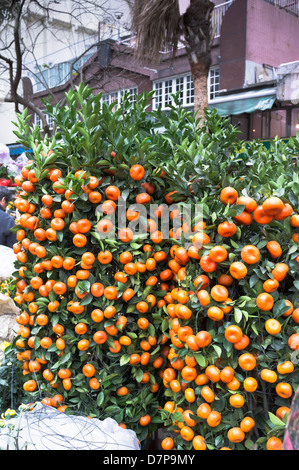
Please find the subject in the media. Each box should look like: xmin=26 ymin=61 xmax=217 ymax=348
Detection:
xmin=209 ymin=88 xmax=277 ymax=117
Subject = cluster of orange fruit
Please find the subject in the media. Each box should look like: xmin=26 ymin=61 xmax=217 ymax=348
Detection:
xmin=158 ymin=188 xmax=299 ymax=450
xmin=13 ymin=160 xmax=182 ymax=432
xmin=11 ymin=152 xmax=299 ymax=450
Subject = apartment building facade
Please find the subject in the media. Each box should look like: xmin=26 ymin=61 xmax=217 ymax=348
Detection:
xmin=15 ymin=0 xmax=299 ymax=149
xmin=0 ymin=0 xmax=131 ymax=148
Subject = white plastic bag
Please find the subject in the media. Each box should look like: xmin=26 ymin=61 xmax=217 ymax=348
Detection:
xmin=0 ymin=293 xmax=19 ymax=316
xmin=15 ymin=152 xmax=29 ymax=172
xmin=0 ymin=402 xmax=140 ymax=450
xmin=0 ymin=246 xmax=17 ymax=280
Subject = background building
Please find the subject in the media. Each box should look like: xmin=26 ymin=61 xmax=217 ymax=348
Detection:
xmin=0 ymin=0 xmax=132 ymax=149
xmin=4 ymin=0 xmax=299 ymax=152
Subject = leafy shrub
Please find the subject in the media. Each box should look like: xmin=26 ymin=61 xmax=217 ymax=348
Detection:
xmin=6 ymin=84 xmax=299 ymax=449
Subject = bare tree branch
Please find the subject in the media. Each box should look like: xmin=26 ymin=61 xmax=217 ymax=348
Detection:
xmin=0 ymin=0 xmax=131 ymax=135
xmin=13 ymin=0 xmax=26 ymax=93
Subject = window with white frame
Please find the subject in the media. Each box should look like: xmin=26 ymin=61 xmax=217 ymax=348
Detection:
xmin=208 ymin=66 xmax=220 ymax=101
xmin=175 ymin=76 xmax=184 ymax=103
xmin=186 ymin=74 xmax=194 ymax=105
xmin=153 ymin=74 xmax=194 ymax=110
xmin=153 ymin=68 xmax=220 ymax=110
xmin=34 ymin=112 xmax=54 ymax=131
xmin=164 ymin=79 xmax=173 ymax=107
xmin=102 ymin=87 xmax=138 ymax=106
xmin=153 ymin=81 xmax=163 ymax=109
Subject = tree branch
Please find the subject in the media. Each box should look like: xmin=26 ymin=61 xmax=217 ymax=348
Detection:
xmin=0 ymin=52 xmax=19 ymax=111
xmin=12 ymin=0 xmax=26 ymax=93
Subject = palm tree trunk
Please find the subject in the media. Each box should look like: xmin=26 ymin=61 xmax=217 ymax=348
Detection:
xmin=181 ymin=0 xmax=214 ymax=123
xmin=131 ymin=0 xmax=214 ymax=125
xmin=192 ymin=61 xmax=210 ymax=122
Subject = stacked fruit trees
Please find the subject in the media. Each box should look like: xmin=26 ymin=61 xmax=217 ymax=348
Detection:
xmin=8 ymin=85 xmax=299 ymax=450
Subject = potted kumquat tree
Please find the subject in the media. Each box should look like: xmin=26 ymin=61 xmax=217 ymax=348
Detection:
xmin=4 ymin=84 xmax=299 ymax=450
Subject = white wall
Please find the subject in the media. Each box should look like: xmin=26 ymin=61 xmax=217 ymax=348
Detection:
xmin=0 ymin=103 xmax=19 ymax=145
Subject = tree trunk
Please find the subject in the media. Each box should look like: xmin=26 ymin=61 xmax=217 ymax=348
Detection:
xmin=181 ymin=0 xmax=214 ymax=124
xmin=191 ymin=61 xmax=210 ymax=123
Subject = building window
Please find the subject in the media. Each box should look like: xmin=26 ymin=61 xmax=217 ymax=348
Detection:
xmin=32 ymin=54 xmax=94 ymax=92
xmin=186 ymin=74 xmax=194 ymax=105
xmin=164 ymin=79 xmax=173 ymax=107
xmin=110 ymin=91 xmax=119 ymax=106
xmin=270 ymin=109 xmax=287 ymax=139
xmin=250 ymin=111 xmax=270 ymax=140
xmin=175 ymin=76 xmax=184 ymax=103
xmin=153 ymin=74 xmax=194 ymax=110
xmin=208 ymin=67 xmax=220 ymax=101
xmin=34 ymin=112 xmax=54 ymax=131
xmin=102 ymin=87 xmax=138 ymax=106
xmin=153 ymin=81 xmax=163 ymax=108
xmin=291 ymin=108 xmax=299 ymax=137
xmin=102 ymin=93 xmax=110 ymax=105
xmin=153 ymin=68 xmax=219 ymax=110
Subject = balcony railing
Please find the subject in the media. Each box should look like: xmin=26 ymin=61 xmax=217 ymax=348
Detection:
xmin=212 ymin=1 xmax=234 ymax=38
xmin=212 ymin=0 xmax=299 ymax=40
xmin=265 ymin=0 xmax=299 ymax=16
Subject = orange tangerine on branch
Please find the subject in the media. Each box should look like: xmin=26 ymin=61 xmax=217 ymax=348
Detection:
xmin=220 ymin=187 xmax=238 ymax=205
xmin=229 ymin=261 xmax=247 ymax=280
xmin=262 ymin=196 xmax=284 ymax=216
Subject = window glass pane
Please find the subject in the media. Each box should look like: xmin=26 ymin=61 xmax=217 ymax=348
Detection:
xmin=209 ymin=67 xmax=220 ymax=100
xmin=250 ymin=112 xmax=263 ymax=139
xmin=102 ymin=93 xmax=110 ymax=104
xmin=153 ymin=74 xmax=196 ymax=109
xmin=164 ymin=79 xmax=173 ymax=106
xmin=34 ymin=112 xmax=54 ymax=130
xmin=291 ymin=108 xmax=299 ymax=136
xmin=31 ymin=54 xmax=94 ymax=92
xmin=47 ymin=114 xmax=54 ymax=130
xmin=110 ymin=92 xmax=118 ymax=104
xmin=34 ymin=113 xmax=42 ymax=128
xmin=270 ymin=109 xmax=286 ymax=139
xmin=186 ymin=75 xmax=194 ymax=104
xmin=154 ymin=81 xmax=163 ymax=109
xmin=176 ymin=77 xmax=184 ymax=104
xmin=102 ymin=88 xmax=138 ymax=107
xmin=127 ymin=87 xmax=138 ymax=103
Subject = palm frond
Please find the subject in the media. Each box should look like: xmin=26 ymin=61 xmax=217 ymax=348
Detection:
xmin=131 ymin=0 xmax=181 ymax=64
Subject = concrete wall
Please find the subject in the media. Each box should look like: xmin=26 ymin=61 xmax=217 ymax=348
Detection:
xmin=246 ymin=0 xmax=299 ymax=69
xmin=219 ymin=0 xmax=247 ymax=90
xmin=220 ymin=0 xmax=299 ymax=91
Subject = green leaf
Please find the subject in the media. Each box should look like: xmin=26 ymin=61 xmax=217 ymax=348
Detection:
xmin=193 ymin=352 xmax=207 ymax=367
xmin=77 ymin=280 xmax=91 ymax=294
xmin=97 ymin=391 xmax=105 ymax=406
xmin=234 ymin=307 xmax=243 ymax=323
xmin=120 ymin=355 xmax=130 ymax=366
xmin=249 ymin=274 xmax=259 ymax=288
xmin=57 ymin=351 xmax=72 ymax=367
xmin=212 ymin=345 xmax=222 ymax=358
xmin=268 ymin=412 xmax=285 ymax=427
xmin=273 ymin=299 xmax=291 ymax=318
xmin=80 ymin=293 xmax=93 ymax=306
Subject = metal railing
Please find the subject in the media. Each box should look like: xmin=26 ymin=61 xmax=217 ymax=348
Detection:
xmin=212 ymin=1 xmax=234 ymax=38
xmin=211 ymin=0 xmax=299 ymax=40
xmin=265 ymin=0 xmax=299 ymax=16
